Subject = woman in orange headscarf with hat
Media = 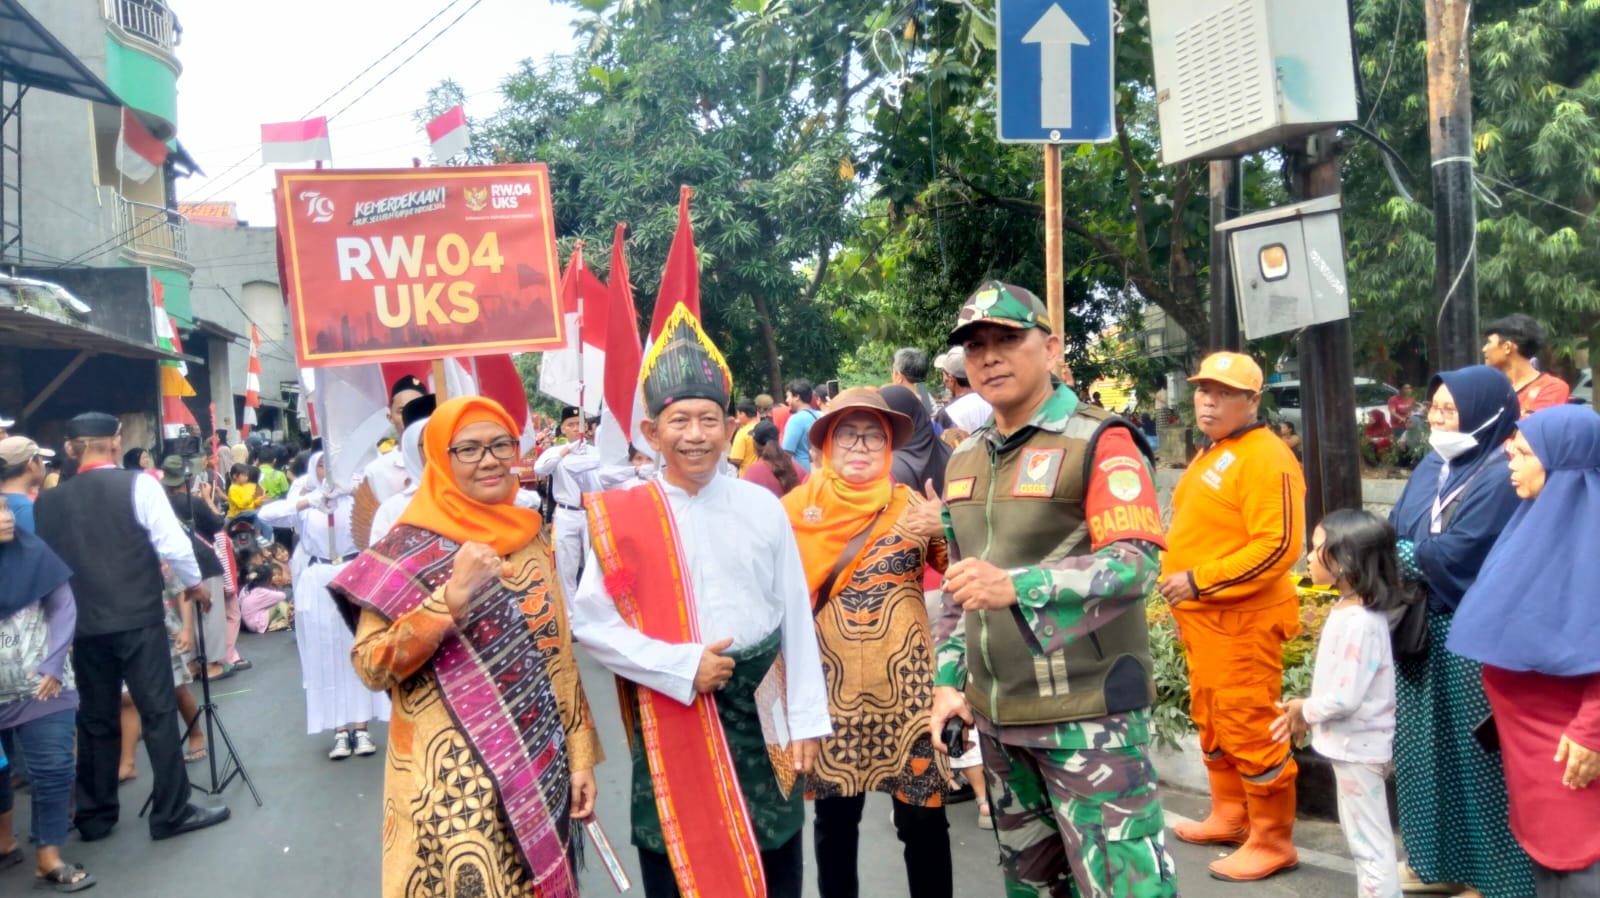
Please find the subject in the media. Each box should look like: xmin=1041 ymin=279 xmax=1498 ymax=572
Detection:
xmin=782 ymin=387 xmax=953 ymax=898
xmin=330 ymin=396 xmax=602 ymax=898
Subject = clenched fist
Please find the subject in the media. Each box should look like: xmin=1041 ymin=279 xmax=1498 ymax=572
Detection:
xmin=444 ymin=541 xmax=506 ymax=620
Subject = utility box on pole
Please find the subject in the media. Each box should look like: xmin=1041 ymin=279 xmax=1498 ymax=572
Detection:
xmin=1148 ymin=0 xmax=1358 ymax=164
xmin=1217 ymin=195 xmax=1351 ymax=340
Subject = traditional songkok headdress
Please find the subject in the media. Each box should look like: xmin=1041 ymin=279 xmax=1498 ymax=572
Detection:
xmin=639 ymin=303 xmax=732 ymax=417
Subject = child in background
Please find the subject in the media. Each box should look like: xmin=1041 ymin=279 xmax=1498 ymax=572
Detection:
xmin=226 ymin=464 xmax=270 ymax=542
xmin=1272 ymin=510 xmax=1403 ymax=898
xmin=235 ymin=545 xmax=293 ymax=633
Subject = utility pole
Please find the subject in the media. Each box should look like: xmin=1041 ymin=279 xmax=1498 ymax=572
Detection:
xmin=1208 ymin=159 xmax=1243 ymax=351
xmin=1427 ymin=0 xmax=1478 ymax=369
xmin=1289 ymin=130 xmax=1362 ymax=525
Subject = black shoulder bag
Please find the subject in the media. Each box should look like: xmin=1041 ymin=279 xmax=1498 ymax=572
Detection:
xmin=812 ymin=508 xmax=886 ymax=617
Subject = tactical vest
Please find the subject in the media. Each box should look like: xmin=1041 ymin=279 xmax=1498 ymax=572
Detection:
xmin=945 ymin=404 xmax=1156 ymax=726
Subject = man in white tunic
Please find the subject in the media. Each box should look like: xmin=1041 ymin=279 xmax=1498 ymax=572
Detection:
xmin=571 ymin=304 xmax=829 ymax=898
xmin=357 ymin=375 xmax=429 ymax=513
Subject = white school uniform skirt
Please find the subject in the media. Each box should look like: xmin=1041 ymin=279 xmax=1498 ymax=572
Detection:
xmin=293 ymin=560 xmax=390 ymax=734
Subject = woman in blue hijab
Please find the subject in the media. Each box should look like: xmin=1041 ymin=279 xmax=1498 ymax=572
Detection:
xmin=1451 ymin=405 xmax=1600 ymax=897
xmin=1387 ymin=365 xmax=1534 ymax=898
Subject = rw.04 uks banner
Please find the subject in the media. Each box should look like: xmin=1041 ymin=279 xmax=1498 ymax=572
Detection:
xmin=275 ymin=165 xmax=565 ymax=368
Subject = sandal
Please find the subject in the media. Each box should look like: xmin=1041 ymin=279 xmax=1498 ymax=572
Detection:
xmin=35 ymin=863 xmax=96 ymax=892
xmin=1398 ymin=862 xmax=1465 ymax=894
xmin=184 ymin=747 xmax=208 ymax=763
xmin=229 ymin=659 xmax=253 ymax=672
xmin=1 ymin=846 xmax=25 ymax=870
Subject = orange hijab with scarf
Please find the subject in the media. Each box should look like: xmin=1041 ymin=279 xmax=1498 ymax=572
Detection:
xmin=782 ymin=389 xmax=913 ymax=605
xmin=397 ymin=395 xmax=542 ymax=555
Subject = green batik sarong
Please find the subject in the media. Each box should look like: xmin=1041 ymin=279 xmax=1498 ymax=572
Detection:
xmin=629 ymin=630 xmax=803 ymax=852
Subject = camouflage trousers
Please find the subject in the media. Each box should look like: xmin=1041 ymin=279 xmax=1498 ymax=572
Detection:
xmin=980 ymin=731 xmax=1178 ymax=898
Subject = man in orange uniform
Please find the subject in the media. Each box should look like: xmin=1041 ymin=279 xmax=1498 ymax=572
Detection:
xmin=1158 ymin=352 xmax=1306 ymax=882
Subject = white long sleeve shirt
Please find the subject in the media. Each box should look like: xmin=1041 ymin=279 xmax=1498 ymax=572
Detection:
xmin=534 ymin=441 xmax=602 ymax=508
xmin=259 ymin=491 xmax=357 ymax=561
xmin=1303 ymin=603 xmax=1396 ymax=764
xmin=130 ymin=471 xmax=202 ymax=587
xmin=569 ymin=475 xmax=832 ymax=740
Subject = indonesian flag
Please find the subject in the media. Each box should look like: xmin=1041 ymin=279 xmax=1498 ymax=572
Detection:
xmin=426 ymin=105 xmax=470 ymax=162
xmin=603 ymin=222 xmax=644 ymax=447
xmin=241 ymin=325 xmax=262 ymax=439
xmin=152 ymin=278 xmax=197 ymax=438
xmin=538 ymin=245 xmax=609 ymax=413
xmin=649 ymin=185 xmax=701 ymax=340
xmin=260 ymin=117 xmax=332 ymax=164
xmin=117 ymin=109 xmax=167 ymax=183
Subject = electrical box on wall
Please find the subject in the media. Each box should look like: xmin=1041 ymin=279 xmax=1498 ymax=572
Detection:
xmin=1148 ymin=0 xmax=1358 ymax=165
xmin=1216 ymin=195 xmax=1350 ymax=340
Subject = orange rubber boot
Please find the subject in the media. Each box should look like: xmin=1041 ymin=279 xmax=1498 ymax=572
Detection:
xmin=1208 ymin=772 xmax=1299 ymax=882
xmin=1173 ymin=765 xmax=1249 ymax=846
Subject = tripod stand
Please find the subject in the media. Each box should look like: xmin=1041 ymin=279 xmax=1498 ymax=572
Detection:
xmin=142 ymin=474 xmax=263 ymax=816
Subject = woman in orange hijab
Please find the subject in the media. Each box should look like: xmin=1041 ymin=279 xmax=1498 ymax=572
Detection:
xmin=330 ymin=396 xmax=602 ymax=898
xmin=781 ymin=387 xmax=954 ymax=898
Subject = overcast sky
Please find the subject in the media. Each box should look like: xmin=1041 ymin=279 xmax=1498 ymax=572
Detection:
xmin=174 ymin=0 xmax=577 ymax=226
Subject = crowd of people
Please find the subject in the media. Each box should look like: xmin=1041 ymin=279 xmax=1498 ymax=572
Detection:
xmin=0 ymin=286 xmax=1596 ymax=898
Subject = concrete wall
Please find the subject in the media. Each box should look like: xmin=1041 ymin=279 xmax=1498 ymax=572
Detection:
xmin=186 ymin=224 xmax=298 ymax=435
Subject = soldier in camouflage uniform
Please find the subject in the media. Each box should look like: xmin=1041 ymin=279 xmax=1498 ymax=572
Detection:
xmin=917 ymin=281 xmax=1178 ymax=898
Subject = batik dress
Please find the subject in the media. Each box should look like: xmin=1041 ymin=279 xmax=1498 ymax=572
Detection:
xmin=337 ymin=525 xmax=603 ymax=898
xmin=806 ymin=505 xmax=951 ymax=807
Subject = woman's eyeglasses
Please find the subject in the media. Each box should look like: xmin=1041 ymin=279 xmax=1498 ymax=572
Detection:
xmin=448 ymin=439 xmax=519 ymax=464
xmin=834 ymin=430 xmax=887 ymax=451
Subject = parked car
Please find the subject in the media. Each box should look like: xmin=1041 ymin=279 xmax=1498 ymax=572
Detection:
xmin=1264 ymin=378 xmax=1399 ymax=430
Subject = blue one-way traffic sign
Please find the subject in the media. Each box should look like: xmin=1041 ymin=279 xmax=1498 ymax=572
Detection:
xmin=997 ymin=0 xmax=1115 ymax=143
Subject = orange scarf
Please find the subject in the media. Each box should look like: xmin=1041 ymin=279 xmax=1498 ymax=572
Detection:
xmin=397 ymin=395 xmax=543 ymax=556
xmin=782 ymin=410 xmax=908 ymax=604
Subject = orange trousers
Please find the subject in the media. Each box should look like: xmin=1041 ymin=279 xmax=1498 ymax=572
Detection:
xmin=1173 ymin=601 xmax=1301 ymax=780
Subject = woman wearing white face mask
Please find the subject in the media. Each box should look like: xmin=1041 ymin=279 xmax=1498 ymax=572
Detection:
xmin=1388 ymin=365 xmax=1535 ymax=898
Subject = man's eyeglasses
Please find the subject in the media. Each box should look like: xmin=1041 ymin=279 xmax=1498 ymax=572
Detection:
xmin=834 ymin=430 xmax=887 ymax=451
xmin=448 ymin=439 xmax=519 ymax=464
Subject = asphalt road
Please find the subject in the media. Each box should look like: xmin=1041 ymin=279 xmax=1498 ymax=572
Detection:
xmin=3 ymin=629 xmax=1363 ymax=896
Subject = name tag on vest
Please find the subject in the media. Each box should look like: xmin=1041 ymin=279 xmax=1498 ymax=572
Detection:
xmin=1012 ymin=448 xmax=1065 ymax=498
xmin=945 ymin=477 xmax=976 ymax=502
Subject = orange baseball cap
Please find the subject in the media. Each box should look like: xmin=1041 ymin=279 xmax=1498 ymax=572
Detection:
xmin=1188 ymin=352 xmax=1264 ymax=392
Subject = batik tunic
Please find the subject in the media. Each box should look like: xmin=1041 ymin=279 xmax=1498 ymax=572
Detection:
xmin=341 ymin=525 xmax=603 ymax=898
xmin=807 ymin=514 xmax=950 ymax=807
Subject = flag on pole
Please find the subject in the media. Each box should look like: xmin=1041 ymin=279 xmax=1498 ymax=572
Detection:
xmin=538 ymin=246 xmax=609 ymax=413
xmin=603 ymin=222 xmax=644 ymax=446
xmin=116 ymin=109 xmax=168 ymax=183
xmin=426 ymin=105 xmax=470 ymax=162
xmin=241 ymin=325 xmax=262 ymax=439
xmin=151 ymin=278 xmax=197 ymax=438
xmin=649 ymin=185 xmax=701 ymax=340
xmin=260 ymin=117 xmax=332 ymax=164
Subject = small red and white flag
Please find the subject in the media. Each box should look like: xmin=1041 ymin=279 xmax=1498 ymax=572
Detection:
xmin=117 ymin=109 xmax=168 ymax=183
xmin=152 ymin=278 xmax=198 ymax=439
xmin=426 ymin=105 xmax=470 ymax=162
xmin=260 ymin=117 xmax=332 ymax=164
xmin=241 ymin=325 xmax=262 ymax=439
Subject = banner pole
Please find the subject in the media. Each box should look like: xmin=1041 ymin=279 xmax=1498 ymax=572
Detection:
xmin=432 ymin=359 xmax=449 ymax=402
xmin=574 ymin=241 xmax=586 ymax=428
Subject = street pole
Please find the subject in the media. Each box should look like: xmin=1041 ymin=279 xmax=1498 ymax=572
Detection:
xmin=1044 ymin=143 xmax=1065 ymax=338
xmin=1289 ymin=130 xmax=1362 ymax=527
xmin=1427 ymin=0 xmax=1478 ymax=369
xmin=1208 ymin=158 xmax=1243 ymax=352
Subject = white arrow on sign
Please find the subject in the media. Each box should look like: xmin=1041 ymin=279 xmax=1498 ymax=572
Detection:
xmin=1022 ymin=3 xmax=1090 ymax=130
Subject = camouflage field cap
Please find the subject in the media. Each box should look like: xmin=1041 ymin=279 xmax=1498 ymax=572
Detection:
xmin=948 ymin=280 xmax=1052 ymax=346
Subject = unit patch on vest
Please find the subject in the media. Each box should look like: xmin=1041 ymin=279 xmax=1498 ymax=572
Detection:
xmin=1011 ymin=448 xmax=1064 ymax=497
xmin=945 ymin=477 xmax=976 ymax=502
xmin=1098 ymin=456 xmax=1146 ymax=502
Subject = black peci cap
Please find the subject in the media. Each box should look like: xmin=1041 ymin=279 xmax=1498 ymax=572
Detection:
xmin=66 ymin=412 xmax=120 ymax=439
xmin=390 ymin=374 xmax=427 ymax=400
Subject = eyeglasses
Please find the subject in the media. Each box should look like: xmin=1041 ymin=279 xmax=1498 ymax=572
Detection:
xmin=447 ymin=439 xmax=519 ymax=464
xmin=834 ymin=430 xmax=887 ymax=451
xmin=1426 ymin=403 xmax=1460 ymax=416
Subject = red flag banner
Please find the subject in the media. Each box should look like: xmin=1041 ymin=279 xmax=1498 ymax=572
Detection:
xmin=604 ymin=223 xmax=644 ymax=441
xmin=649 ymin=185 xmax=700 ymax=340
xmin=275 ymin=165 xmax=566 ymax=368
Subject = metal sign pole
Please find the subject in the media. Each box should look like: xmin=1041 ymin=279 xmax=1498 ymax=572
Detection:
xmin=1044 ymin=143 xmax=1065 ymax=339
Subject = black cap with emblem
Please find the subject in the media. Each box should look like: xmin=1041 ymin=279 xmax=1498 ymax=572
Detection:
xmin=560 ymin=406 xmax=582 ymax=424
xmin=390 ymin=374 xmax=427 ymax=401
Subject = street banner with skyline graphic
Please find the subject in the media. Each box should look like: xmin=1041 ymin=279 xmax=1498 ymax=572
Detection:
xmin=275 ymin=164 xmax=566 ymax=368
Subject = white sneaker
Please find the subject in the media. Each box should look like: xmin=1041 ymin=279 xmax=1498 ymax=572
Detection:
xmin=352 ymin=730 xmax=378 ymax=757
xmin=328 ymin=731 xmax=352 ymax=760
